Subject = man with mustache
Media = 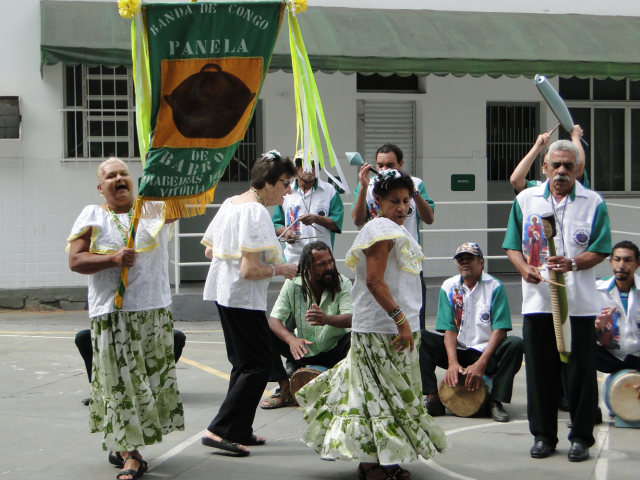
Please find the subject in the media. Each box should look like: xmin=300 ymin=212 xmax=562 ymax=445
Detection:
xmin=260 ymin=241 xmax=353 ymax=408
xmin=503 ymin=140 xmax=611 ymax=462
xmin=420 ymin=243 xmax=523 ymax=423
xmin=595 ymin=241 xmax=640 ymax=376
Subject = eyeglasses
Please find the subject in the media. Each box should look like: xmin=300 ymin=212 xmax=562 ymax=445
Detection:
xmin=278 ymin=178 xmax=291 ymax=188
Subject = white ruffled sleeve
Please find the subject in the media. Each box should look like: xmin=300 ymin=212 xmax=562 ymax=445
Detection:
xmin=202 ymin=201 xmax=283 ymax=265
xmin=65 ymin=205 xmax=103 ymax=253
xmin=345 ymin=217 xmax=424 ymax=274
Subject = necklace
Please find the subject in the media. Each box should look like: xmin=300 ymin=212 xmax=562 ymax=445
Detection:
xmin=107 ymin=205 xmax=133 ymax=245
xmin=299 ymin=179 xmax=315 ymax=213
xmin=550 ymin=194 xmax=568 ymax=256
xmin=250 ymin=187 xmax=264 ymax=205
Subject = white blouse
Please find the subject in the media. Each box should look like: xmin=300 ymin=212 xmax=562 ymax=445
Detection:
xmin=345 ymin=217 xmax=425 ymax=334
xmin=66 ymin=203 xmax=173 ymax=318
xmin=201 ymin=197 xmax=284 ymax=311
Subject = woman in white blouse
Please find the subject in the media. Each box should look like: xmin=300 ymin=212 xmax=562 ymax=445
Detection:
xmin=296 ymin=170 xmax=448 ymax=480
xmin=201 ymin=151 xmax=298 ymax=456
xmin=67 ymin=158 xmax=183 ymax=480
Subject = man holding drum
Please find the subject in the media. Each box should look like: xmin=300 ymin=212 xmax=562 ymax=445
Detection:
xmin=420 ymin=243 xmax=523 ymax=423
xmin=503 ymin=140 xmax=611 ymax=462
xmin=595 ymin=241 xmax=640 ymax=372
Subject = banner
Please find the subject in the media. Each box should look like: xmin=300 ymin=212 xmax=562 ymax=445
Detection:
xmin=138 ymin=1 xmax=285 ymax=217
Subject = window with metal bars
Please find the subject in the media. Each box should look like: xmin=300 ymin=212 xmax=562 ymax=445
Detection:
xmin=486 ymin=103 xmax=540 ymax=181
xmin=62 ymin=65 xmax=262 ymax=183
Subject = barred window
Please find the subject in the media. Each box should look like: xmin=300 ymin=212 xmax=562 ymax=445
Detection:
xmin=0 ymin=96 xmax=21 ymax=139
xmin=486 ymin=103 xmax=540 ymax=181
xmin=62 ymin=65 xmax=262 ymax=182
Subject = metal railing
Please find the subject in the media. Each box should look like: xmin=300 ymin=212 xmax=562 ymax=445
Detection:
xmin=170 ymin=200 xmax=640 ymax=294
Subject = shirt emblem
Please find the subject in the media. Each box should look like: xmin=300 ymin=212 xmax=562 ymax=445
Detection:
xmin=478 ymin=307 xmax=491 ymax=324
xmin=573 ymin=228 xmax=590 ymax=247
xmin=317 ymin=207 xmax=327 ymax=217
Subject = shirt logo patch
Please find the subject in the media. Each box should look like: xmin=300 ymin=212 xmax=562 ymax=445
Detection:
xmin=478 ymin=307 xmax=491 ymax=324
xmin=407 ymin=204 xmax=415 ymax=218
xmin=573 ymin=228 xmax=590 ymax=247
xmin=317 ymin=208 xmax=327 ymax=217
xmin=636 ymin=320 xmax=640 ymax=333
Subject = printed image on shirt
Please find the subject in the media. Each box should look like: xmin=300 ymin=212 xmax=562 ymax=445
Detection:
xmin=597 ymin=308 xmax=621 ymax=350
xmin=407 ymin=204 xmax=415 ymax=218
xmin=523 ymin=214 xmax=547 ymax=267
xmin=287 ymin=205 xmax=301 ymax=236
xmin=368 ymin=201 xmax=380 ymax=219
xmin=449 ymin=286 xmax=464 ymax=330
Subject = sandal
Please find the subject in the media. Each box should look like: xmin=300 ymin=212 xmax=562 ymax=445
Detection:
xmin=116 ymin=456 xmax=147 ymax=480
xmin=245 ymin=434 xmax=266 ymax=446
xmin=357 ymin=463 xmax=399 ymax=480
xmin=201 ymin=436 xmax=250 ymax=457
xmin=109 ymin=453 xmax=148 ymax=473
xmin=259 ymin=388 xmax=298 ymax=409
xmin=384 ymin=465 xmax=411 ymax=480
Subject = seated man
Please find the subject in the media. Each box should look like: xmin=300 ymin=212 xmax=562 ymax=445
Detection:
xmin=420 ymin=243 xmax=524 ymax=422
xmin=595 ymin=240 xmax=640 ymax=379
xmin=261 ymin=241 xmax=352 ymax=409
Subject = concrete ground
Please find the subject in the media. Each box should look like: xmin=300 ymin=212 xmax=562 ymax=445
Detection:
xmin=1 ymin=311 xmax=638 ymax=480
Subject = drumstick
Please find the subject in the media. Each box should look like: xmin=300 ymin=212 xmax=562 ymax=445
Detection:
xmin=541 ymin=278 xmax=566 ymax=288
xmin=549 ymin=122 xmax=561 ymax=135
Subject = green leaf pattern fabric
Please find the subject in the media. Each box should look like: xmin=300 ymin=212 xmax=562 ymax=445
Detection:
xmin=296 ymin=332 xmax=448 ymax=465
xmin=89 ymin=307 xmax=184 ymax=451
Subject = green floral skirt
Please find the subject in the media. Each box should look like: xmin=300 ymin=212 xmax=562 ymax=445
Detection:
xmin=296 ymin=332 xmax=448 ymax=465
xmin=89 ymin=307 xmax=185 ymax=451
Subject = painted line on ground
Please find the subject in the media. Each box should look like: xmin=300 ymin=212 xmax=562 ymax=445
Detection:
xmin=0 ymin=334 xmax=74 ymax=339
xmin=593 ymin=373 xmax=611 ymax=480
xmin=146 ymin=429 xmax=207 ymax=472
xmin=179 ymin=357 xmax=273 ymax=397
xmin=185 ymin=341 xmax=225 ymax=345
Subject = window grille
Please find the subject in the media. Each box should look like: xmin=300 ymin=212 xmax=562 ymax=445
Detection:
xmin=0 ymin=96 xmax=20 ymax=139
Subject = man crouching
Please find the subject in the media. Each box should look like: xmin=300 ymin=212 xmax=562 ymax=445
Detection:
xmin=261 ymin=241 xmax=353 ymax=408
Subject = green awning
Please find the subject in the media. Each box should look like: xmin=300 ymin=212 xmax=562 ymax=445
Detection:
xmin=41 ymin=1 xmax=640 ymax=79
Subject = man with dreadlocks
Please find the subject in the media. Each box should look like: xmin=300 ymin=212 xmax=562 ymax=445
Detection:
xmin=260 ymin=241 xmax=353 ymax=409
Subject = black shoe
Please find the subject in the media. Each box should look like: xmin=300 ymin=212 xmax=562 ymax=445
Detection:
xmin=425 ymin=399 xmax=446 ymax=417
xmin=488 ymin=399 xmax=509 ymax=422
xmin=530 ymin=441 xmax=555 ymax=459
xmin=568 ymin=442 xmax=589 ymax=462
xmin=81 ymin=397 xmax=90 ymax=406
xmin=558 ymin=395 xmax=570 ymax=412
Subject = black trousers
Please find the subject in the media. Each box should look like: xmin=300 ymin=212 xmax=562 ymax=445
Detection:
xmin=419 ymin=273 xmax=427 ymax=330
xmin=419 ymin=329 xmax=523 ymax=403
xmin=596 ymin=344 xmax=640 ymax=373
xmin=269 ymin=330 xmax=351 ymax=382
xmin=208 ymin=303 xmax=273 ymax=444
xmin=523 ymin=314 xmax=598 ymax=447
xmin=74 ymin=328 xmax=186 ymax=383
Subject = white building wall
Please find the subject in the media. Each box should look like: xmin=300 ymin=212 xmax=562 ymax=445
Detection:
xmin=1 ymin=0 xmax=639 ymax=289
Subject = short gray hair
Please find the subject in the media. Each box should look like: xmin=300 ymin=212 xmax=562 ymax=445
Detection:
xmin=96 ymin=157 xmax=128 ymax=184
xmin=546 ymin=140 xmax=581 ymax=166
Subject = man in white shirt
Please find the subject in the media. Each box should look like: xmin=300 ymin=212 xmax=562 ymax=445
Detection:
xmin=420 ymin=243 xmax=523 ymax=423
xmin=272 ymin=151 xmax=344 ymax=264
xmin=503 ymin=140 xmax=611 ymax=462
xmin=595 ymin=241 xmax=640 ymax=374
xmin=351 ymin=143 xmax=435 ymax=327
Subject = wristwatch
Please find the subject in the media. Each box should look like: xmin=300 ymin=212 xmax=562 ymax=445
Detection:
xmin=412 ymin=189 xmax=420 ymax=198
xmin=570 ymin=258 xmax=578 ymax=271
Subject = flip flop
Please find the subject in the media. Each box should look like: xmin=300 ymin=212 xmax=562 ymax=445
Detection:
xmin=245 ymin=434 xmax=266 ymax=446
xmin=201 ymin=436 xmax=250 ymax=457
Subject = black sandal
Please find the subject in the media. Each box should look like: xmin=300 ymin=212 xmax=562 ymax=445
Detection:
xmin=109 ymin=452 xmax=124 ymax=468
xmin=202 ymin=436 xmax=250 ymax=457
xmin=357 ymin=463 xmax=399 ymax=480
xmin=245 ymin=434 xmax=266 ymax=446
xmin=384 ymin=465 xmax=411 ymax=480
xmin=116 ymin=456 xmax=146 ymax=480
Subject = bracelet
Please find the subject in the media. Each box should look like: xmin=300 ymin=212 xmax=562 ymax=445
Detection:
xmin=270 ymin=265 xmax=276 ymax=279
xmin=395 ymin=313 xmax=407 ymax=326
xmin=387 ymin=306 xmax=402 ymax=318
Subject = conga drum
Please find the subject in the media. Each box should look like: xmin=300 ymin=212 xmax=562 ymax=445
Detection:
xmin=290 ymin=365 xmax=328 ymax=403
xmin=438 ymin=374 xmax=489 ymax=417
xmin=603 ymin=369 xmax=640 ymax=423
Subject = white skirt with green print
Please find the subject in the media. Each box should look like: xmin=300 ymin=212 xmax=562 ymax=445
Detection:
xmin=89 ymin=307 xmax=184 ymax=451
xmin=296 ymin=332 xmax=448 ymax=465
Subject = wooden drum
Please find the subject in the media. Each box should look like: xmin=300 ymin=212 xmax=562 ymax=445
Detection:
xmin=603 ymin=369 xmax=640 ymax=422
xmin=438 ymin=374 xmax=489 ymax=417
xmin=290 ymin=366 xmax=328 ymax=403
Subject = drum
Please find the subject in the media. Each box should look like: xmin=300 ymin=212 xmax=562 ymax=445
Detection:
xmin=438 ymin=374 xmax=489 ymax=417
xmin=290 ymin=366 xmax=328 ymax=403
xmin=603 ymin=369 xmax=640 ymax=422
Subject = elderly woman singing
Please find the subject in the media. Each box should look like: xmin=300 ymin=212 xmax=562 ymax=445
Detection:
xmin=67 ymin=158 xmax=183 ymax=480
xmin=200 ymin=151 xmax=298 ymax=456
xmin=296 ymin=170 xmax=448 ymax=480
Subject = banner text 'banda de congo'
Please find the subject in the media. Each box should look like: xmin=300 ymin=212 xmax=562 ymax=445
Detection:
xmin=139 ymin=2 xmax=284 ymax=216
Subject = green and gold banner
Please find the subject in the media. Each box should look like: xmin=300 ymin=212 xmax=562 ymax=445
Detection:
xmin=138 ymin=1 xmax=285 ymax=217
